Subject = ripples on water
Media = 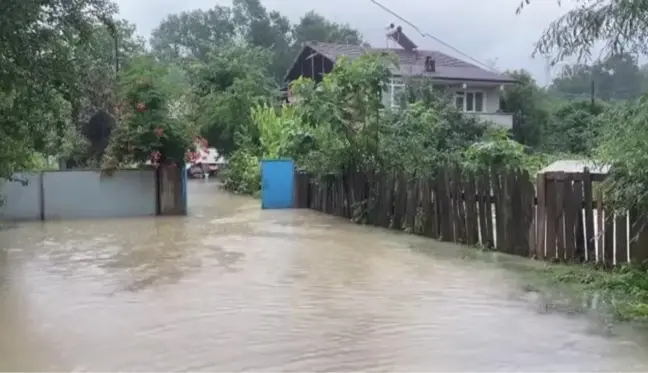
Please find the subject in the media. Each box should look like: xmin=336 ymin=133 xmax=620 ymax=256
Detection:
xmin=0 ymin=181 xmax=648 ymax=371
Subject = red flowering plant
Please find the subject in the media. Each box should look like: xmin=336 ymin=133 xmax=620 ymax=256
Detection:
xmin=102 ymin=56 xmax=195 ymax=170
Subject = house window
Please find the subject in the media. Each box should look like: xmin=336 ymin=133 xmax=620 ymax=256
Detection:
xmin=455 ymin=91 xmax=485 ymax=113
xmin=386 ymin=78 xmax=405 ymax=109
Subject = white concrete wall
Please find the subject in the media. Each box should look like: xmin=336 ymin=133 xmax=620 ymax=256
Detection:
xmin=0 ymin=173 xmax=42 ymax=221
xmin=0 ymin=169 xmax=157 ymax=221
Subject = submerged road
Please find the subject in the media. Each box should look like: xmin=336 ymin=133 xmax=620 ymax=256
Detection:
xmin=0 ymin=180 xmax=648 ymax=371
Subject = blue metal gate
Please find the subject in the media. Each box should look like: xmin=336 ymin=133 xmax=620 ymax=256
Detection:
xmin=261 ymin=159 xmax=295 ymax=209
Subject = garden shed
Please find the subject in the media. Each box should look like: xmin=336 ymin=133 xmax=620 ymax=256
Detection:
xmin=537 ymin=159 xmax=609 ymax=178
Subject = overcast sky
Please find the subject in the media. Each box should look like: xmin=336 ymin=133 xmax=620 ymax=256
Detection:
xmin=115 ymin=0 xmax=574 ymax=84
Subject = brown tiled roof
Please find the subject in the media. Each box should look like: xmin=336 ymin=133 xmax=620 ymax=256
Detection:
xmin=304 ymin=41 xmax=516 ymax=83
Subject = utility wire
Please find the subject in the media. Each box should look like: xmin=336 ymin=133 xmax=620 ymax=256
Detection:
xmin=368 ymin=0 xmax=503 ymax=74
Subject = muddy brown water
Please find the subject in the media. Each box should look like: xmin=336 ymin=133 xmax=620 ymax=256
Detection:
xmin=1 ymin=180 xmax=648 ymax=371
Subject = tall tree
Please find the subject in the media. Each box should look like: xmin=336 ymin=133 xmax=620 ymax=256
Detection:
xmin=0 ymin=0 xmax=116 ymax=177
xmin=544 ymin=99 xmax=607 ymax=154
xmin=232 ymin=0 xmax=293 ymax=82
xmin=150 ymin=7 xmax=235 ymax=62
xmin=550 ymin=53 xmax=644 ymax=101
xmin=292 ymin=11 xmax=364 ymax=46
xmin=189 ymin=44 xmax=277 ymax=157
xmin=501 ymin=70 xmax=552 ymax=148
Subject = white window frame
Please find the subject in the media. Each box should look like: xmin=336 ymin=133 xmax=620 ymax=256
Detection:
xmin=388 ymin=78 xmax=405 ymax=109
xmin=455 ymin=90 xmax=486 ymax=113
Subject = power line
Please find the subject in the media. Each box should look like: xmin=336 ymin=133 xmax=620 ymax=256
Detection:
xmin=368 ymin=0 xmax=503 ymax=74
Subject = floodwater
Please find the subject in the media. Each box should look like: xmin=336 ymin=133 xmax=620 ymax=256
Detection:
xmin=1 ymin=181 xmax=648 ymax=372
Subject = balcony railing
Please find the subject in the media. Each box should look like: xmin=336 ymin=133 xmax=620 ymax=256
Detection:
xmin=464 ymin=112 xmax=513 ymax=129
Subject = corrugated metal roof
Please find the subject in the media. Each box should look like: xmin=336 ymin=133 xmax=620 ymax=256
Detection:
xmin=538 ymin=160 xmax=610 ymax=175
xmin=304 ymin=41 xmax=516 ymax=83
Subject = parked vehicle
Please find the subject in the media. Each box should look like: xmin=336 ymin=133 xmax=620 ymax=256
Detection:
xmin=186 ymin=147 xmax=226 ymax=179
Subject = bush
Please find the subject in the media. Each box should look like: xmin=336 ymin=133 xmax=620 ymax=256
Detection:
xmin=222 ymin=150 xmax=261 ymax=195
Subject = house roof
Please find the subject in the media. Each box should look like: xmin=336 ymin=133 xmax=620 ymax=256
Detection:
xmin=300 ymin=41 xmax=516 ymax=84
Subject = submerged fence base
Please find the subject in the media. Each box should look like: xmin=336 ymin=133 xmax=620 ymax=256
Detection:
xmin=293 ymin=167 xmax=648 ymax=267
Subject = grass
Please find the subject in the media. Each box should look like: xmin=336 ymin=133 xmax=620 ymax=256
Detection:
xmin=525 ymin=262 xmax=648 ymax=321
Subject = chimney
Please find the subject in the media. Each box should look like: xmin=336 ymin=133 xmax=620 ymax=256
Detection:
xmin=425 ymin=56 xmax=436 ymax=72
xmin=386 ymin=24 xmax=418 ymax=52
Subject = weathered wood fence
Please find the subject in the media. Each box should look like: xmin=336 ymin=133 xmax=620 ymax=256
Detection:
xmin=293 ymin=167 xmax=648 ymax=266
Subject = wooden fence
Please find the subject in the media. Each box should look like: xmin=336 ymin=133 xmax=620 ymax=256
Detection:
xmin=293 ymin=167 xmax=648 ymax=266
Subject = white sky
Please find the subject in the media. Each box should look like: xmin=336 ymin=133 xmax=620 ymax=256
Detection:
xmin=115 ymin=0 xmax=575 ymax=84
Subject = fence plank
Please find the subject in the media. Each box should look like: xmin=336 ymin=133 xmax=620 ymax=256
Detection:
xmin=519 ymin=170 xmax=535 ymax=257
xmin=604 ymin=207 xmax=614 ymax=266
xmin=477 ymin=171 xmax=489 ymax=247
xmin=545 ymin=179 xmax=557 ymax=260
xmin=555 ymin=177 xmax=566 ymax=261
xmin=372 ymin=174 xmax=384 ymax=226
xmin=596 ymin=188 xmax=604 ymax=263
xmin=454 ymin=167 xmax=467 ymax=243
xmin=439 ymin=168 xmax=454 ymax=242
xmin=449 ymin=169 xmax=459 ymax=242
xmin=425 ymin=179 xmax=439 ymax=238
xmin=482 ymin=171 xmax=494 ymax=248
xmin=563 ymin=179 xmax=576 ymax=261
xmin=502 ymin=169 xmax=514 ymax=253
xmin=465 ymin=172 xmax=479 ymax=246
xmin=378 ymin=174 xmax=393 ymax=228
xmin=629 ymin=209 xmax=648 ymax=264
xmin=392 ymin=173 xmax=407 ymax=230
xmin=583 ymin=168 xmax=595 ymax=261
xmin=535 ymin=173 xmax=546 ymax=260
xmin=491 ymin=168 xmax=504 ymax=250
xmin=572 ymin=180 xmax=585 ymax=261
xmin=615 ymin=211 xmax=628 ymax=265
xmin=514 ymin=169 xmax=529 ymax=256
xmin=404 ymin=178 xmax=418 ymax=233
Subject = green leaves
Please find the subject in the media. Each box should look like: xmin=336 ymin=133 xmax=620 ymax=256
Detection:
xmin=594 ymin=94 xmax=648 ymax=218
xmin=463 ymin=129 xmax=527 ymax=172
xmin=189 ymin=44 xmax=277 ymax=157
xmin=521 ymin=0 xmax=648 ymax=63
xmin=103 ymin=56 xmax=194 ymax=168
xmin=0 ymin=0 xmax=119 ymax=178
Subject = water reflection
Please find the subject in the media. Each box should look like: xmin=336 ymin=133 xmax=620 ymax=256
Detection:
xmin=0 ymin=180 xmax=646 ymax=371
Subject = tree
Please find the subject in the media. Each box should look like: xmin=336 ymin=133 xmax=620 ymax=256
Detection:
xmin=232 ymin=0 xmax=293 ymax=82
xmin=0 ymin=0 xmax=117 ymax=178
xmin=150 ymin=7 xmax=235 ymax=62
xmin=550 ymin=53 xmax=644 ymax=101
xmin=189 ymin=44 xmax=277 ymax=157
xmin=65 ymin=19 xmax=146 ymax=163
xmin=501 ymin=70 xmax=552 ymax=148
xmin=594 ymin=94 xmax=648 ymax=222
xmin=149 ymin=3 xmax=365 ymax=84
xmin=103 ymin=56 xmax=195 ymax=169
xmin=518 ymin=0 xmax=648 ymax=62
xmin=292 ymin=11 xmax=364 ymax=46
xmin=544 ymin=99 xmax=607 ymax=154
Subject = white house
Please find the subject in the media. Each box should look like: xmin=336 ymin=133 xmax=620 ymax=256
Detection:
xmin=283 ymin=25 xmax=517 ymax=129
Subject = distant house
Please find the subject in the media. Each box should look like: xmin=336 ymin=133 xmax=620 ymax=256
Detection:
xmin=283 ymin=25 xmax=517 ymax=128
